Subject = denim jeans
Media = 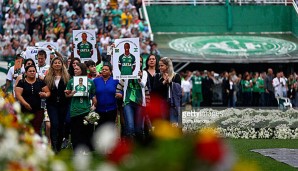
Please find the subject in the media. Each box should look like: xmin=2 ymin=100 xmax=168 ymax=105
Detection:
xmin=47 ymin=104 xmax=68 ymax=152
xmin=182 ymin=92 xmax=190 ymax=105
xmin=123 ymin=102 xmax=143 ymax=137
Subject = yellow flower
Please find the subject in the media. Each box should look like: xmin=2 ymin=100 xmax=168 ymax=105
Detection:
xmin=197 ymin=127 xmax=220 ymax=143
xmin=152 ymin=120 xmax=182 ymax=139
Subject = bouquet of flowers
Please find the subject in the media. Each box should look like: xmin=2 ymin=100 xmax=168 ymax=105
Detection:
xmin=83 ymin=111 xmax=100 ymax=126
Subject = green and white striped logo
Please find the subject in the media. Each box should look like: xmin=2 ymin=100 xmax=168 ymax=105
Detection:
xmin=169 ymin=36 xmax=297 ymax=57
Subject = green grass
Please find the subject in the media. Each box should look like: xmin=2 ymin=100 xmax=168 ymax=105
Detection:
xmin=228 ymin=139 xmax=298 ymax=171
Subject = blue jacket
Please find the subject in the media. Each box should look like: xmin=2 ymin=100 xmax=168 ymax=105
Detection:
xmin=93 ymin=77 xmax=119 ymax=112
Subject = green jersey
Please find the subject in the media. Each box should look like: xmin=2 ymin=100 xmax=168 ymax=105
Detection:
xmin=124 ymin=79 xmax=142 ymax=105
xmin=243 ymin=80 xmax=252 ymax=92
xmin=191 ymin=76 xmax=202 ymax=93
xmin=66 ymin=78 xmax=95 ymax=117
xmin=77 ymin=41 xmax=93 ymax=58
xmin=118 ymin=54 xmax=136 ymax=75
xmin=75 ymin=84 xmax=87 ymax=92
xmin=258 ymin=77 xmax=265 ymax=93
xmin=252 ymin=78 xmax=260 ymax=92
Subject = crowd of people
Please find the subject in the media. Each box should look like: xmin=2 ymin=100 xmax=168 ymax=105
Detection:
xmin=0 ymin=0 xmax=159 ymax=62
xmin=180 ymin=68 xmax=298 ymax=108
xmin=1 ymin=0 xmax=297 ymax=154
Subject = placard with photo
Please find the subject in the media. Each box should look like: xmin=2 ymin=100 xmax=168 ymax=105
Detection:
xmin=112 ymin=38 xmax=140 ymax=80
xmin=73 ymin=76 xmax=88 ymax=97
xmin=73 ymin=30 xmax=97 ymax=62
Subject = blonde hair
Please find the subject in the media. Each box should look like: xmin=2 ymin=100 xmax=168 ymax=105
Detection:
xmin=45 ymin=57 xmax=70 ymax=90
xmin=159 ymin=57 xmax=175 ymax=83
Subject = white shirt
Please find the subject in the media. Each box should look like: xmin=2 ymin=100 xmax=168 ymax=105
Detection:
xmin=36 ymin=64 xmax=50 ymax=78
xmin=181 ymin=79 xmax=192 ymax=93
xmin=272 ymin=77 xmax=284 ymax=97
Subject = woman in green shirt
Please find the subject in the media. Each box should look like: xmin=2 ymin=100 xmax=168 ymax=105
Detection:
xmin=65 ymin=63 xmax=96 ymax=152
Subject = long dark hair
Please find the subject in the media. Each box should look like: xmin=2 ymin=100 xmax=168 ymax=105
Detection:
xmin=76 ymin=63 xmax=88 ymax=76
xmin=68 ymin=57 xmax=81 ymax=77
xmin=144 ymin=54 xmax=158 ymax=72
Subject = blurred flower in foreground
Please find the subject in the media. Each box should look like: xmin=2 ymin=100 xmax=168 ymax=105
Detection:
xmin=93 ymin=123 xmax=119 ymax=154
xmin=152 ymin=120 xmax=182 ymax=139
xmin=195 ymin=127 xmax=225 ymax=164
xmin=107 ymin=138 xmax=133 ymax=164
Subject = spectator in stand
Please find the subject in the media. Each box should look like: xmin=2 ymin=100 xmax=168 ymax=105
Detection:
xmin=112 ymin=4 xmax=122 ymax=27
xmin=222 ymin=71 xmax=229 ymax=107
xmin=2 ymin=43 xmax=16 ymax=59
xmin=121 ymin=8 xmax=133 ymax=27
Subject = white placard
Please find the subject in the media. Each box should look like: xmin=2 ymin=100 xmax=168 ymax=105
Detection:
xmin=112 ymin=38 xmax=140 ymax=80
xmin=73 ymin=30 xmax=97 ymax=62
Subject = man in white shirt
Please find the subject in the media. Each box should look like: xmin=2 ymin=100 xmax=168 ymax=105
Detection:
xmin=3 ymin=54 xmax=24 ymax=94
xmin=36 ymin=50 xmax=50 ymax=79
xmin=272 ymin=72 xmax=285 ymax=97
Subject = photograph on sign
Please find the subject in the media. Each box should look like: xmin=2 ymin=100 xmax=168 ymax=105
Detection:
xmin=36 ymin=42 xmax=58 ymax=51
xmin=25 ymin=46 xmax=51 ymax=66
xmin=73 ymin=30 xmax=97 ymax=62
xmin=73 ymin=76 xmax=89 ymax=97
xmin=112 ymin=38 xmax=140 ymax=80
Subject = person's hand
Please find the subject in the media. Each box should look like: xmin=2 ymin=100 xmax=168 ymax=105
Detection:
xmin=39 ymin=92 xmax=48 ymax=98
xmin=24 ymin=102 xmax=32 ymax=111
xmin=115 ymin=93 xmax=122 ymax=99
xmin=90 ymin=105 xmax=96 ymax=111
xmin=65 ymin=90 xmax=76 ymax=96
xmin=162 ymin=73 xmax=169 ymax=84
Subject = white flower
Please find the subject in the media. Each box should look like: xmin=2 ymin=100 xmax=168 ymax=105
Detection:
xmin=93 ymin=123 xmax=119 ymax=154
xmin=94 ymin=122 xmax=98 ymax=125
xmin=12 ymin=102 xmax=21 ymax=113
xmin=83 ymin=120 xmax=88 ymax=125
xmin=51 ymin=160 xmax=67 ymax=171
xmin=0 ymin=97 xmax=5 ymax=109
xmin=73 ymin=146 xmax=91 ymax=171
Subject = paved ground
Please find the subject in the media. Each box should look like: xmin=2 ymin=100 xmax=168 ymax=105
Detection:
xmin=251 ymin=148 xmax=298 ymax=168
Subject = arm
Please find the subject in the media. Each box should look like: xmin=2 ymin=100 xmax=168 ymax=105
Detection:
xmin=15 ymin=87 xmax=32 ymax=111
xmin=14 ymin=75 xmax=23 ymax=93
xmin=40 ymin=85 xmax=51 ymax=98
xmin=115 ymin=79 xmax=124 ymax=99
xmin=3 ymin=79 xmax=11 ymax=93
xmin=138 ymin=70 xmax=147 ymax=88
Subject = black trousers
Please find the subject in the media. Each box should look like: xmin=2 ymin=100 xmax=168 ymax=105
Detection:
xmin=70 ymin=113 xmax=94 ymax=151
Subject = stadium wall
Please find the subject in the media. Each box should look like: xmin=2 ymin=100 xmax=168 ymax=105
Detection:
xmin=147 ymin=5 xmax=294 ymax=33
